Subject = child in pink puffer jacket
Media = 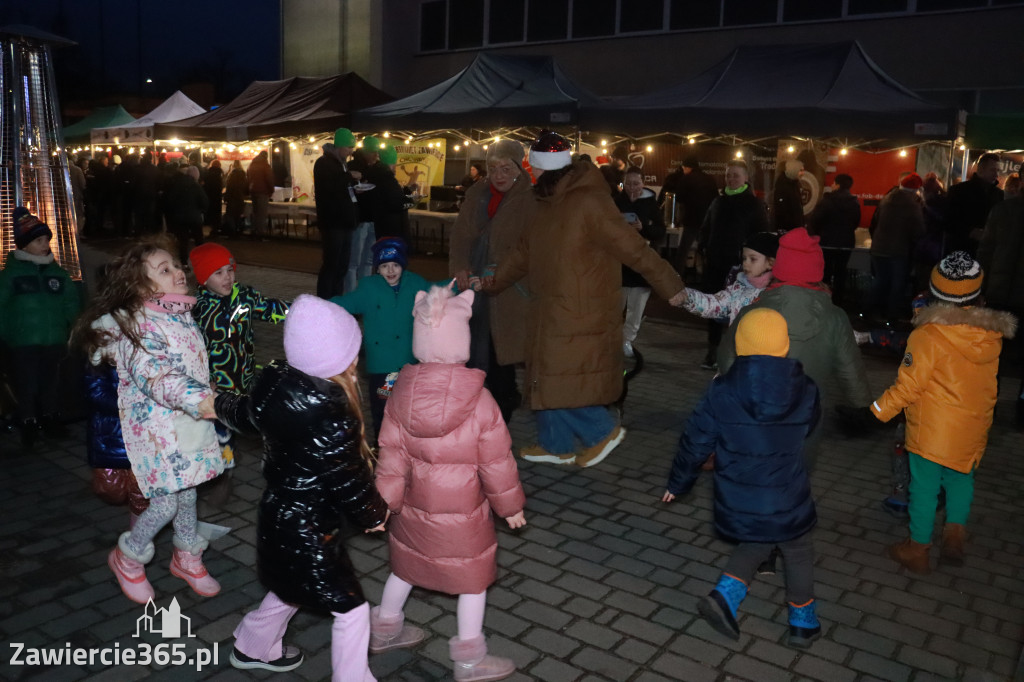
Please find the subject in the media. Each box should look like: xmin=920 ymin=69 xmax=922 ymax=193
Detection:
xmin=373 ymin=284 xmax=526 ymax=682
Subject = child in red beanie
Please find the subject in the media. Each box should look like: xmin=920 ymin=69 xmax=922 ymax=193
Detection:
xmin=190 ymin=243 xmax=289 ymax=468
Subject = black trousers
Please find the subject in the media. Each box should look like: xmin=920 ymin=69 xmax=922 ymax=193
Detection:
xmin=724 ymin=530 xmax=815 ymax=605
xmin=7 ymin=345 xmax=64 ymax=422
xmin=317 ymin=228 xmax=352 ymax=299
xmin=822 ymin=248 xmax=852 ymax=304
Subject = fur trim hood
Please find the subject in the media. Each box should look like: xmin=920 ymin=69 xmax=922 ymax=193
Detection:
xmin=914 ymin=303 xmax=1017 ymax=339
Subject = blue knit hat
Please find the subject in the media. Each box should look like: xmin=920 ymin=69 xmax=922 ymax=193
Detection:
xmin=12 ymin=207 xmax=53 ymax=250
xmin=372 ymin=237 xmax=408 ymax=271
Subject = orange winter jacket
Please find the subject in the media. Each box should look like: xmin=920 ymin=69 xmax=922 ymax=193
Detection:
xmin=872 ymin=304 xmax=1016 ymax=473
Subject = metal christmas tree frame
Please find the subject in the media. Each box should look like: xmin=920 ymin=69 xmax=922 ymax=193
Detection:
xmin=1 ymin=25 xmax=81 ymax=279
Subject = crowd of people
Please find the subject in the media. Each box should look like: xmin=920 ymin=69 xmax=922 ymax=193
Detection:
xmin=1 ymin=128 xmax=1022 ymax=680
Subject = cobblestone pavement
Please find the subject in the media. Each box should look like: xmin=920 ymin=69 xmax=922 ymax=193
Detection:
xmin=1 ymin=250 xmax=1022 ymax=681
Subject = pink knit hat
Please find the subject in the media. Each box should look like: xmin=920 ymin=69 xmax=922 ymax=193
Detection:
xmin=412 ymin=284 xmax=474 ymax=364
xmin=284 ymin=294 xmax=361 ymax=379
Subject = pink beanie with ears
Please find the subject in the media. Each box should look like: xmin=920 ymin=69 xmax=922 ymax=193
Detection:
xmin=284 ymin=294 xmax=362 ymax=379
xmin=412 ymin=284 xmax=474 ymax=364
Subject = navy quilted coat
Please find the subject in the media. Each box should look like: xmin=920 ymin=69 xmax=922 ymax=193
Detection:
xmin=215 ymin=361 xmax=388 ymax=613
xmin=666 ymin=355 xmax=820 ymax=543
xmin=85 ymin=364 xmax=128 ymax=469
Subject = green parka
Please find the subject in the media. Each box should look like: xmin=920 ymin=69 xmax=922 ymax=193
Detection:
xmin=0 ymin=251 xmax=80 ymax=348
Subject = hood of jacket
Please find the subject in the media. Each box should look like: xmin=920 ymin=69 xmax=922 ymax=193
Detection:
xmin=725 ymin=355 xmax=809 ymax=422
xmin=539 ymin=161 xmax=609 ymax=206
xmin=758 ymin=285 xmax=832 ymax=343
xmin=387 ymin=363 xmax=486 ymax=438
xmin=914 ymin=303 xmax=1016 ymax=364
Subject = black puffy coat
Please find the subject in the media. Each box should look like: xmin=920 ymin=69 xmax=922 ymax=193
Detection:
xmin=666 ymin=355 xmax=820 ymax=543
xmin=699 ymin=187 xmax=769 ymax=290
xmin=366 ymin=162 xmax=411 ymax=241
xmin=85 ymin=364 xmax=128 ymax=469
xmin=808 ymin=189 xmax=861 ymax=249
xmin=615 ymin=188 xmax=667 ymax=288
xmin=215 ymin=361 xmax=388 ymax=613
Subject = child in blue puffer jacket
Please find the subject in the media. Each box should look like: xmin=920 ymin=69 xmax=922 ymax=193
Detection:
xmin=661 ymin=308 xmax=822 ymax=649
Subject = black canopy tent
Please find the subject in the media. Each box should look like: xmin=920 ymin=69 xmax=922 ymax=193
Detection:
xmin=352 ymin=53 xmax=605 ymax=133
xmin=592 ymin=42 xmax=961 ymax=147
xmin=154 ymin=73 xmax=393 ymax=142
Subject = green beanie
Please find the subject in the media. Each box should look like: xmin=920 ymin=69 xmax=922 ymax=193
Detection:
xmin=379 ymin=144 xmax=397 ymax=165
xmin=362 ymin=136 xmax=383 ymax=152
xmin=334 ymin=128 xmax=356 ymax=147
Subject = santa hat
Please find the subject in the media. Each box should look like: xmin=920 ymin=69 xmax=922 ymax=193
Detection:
xmin=11 ymin=207 xmax=52 ymax=250
xmin=900 ymin=173 xmax=923 ymax=190
xmin=529 ymin=131 xmax=573 ymax=171
xmin=412 ymin=284 xmax=474 ymax=364
xmin=285 ymin=295 xmax=362 ymax=379
xmin=773 ymin=228 xmax=824 ymax=284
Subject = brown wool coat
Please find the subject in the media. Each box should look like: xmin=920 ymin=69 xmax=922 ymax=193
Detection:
xmin=449 ymin=172 xmax=536 ymax=365
xmin=491 ymin=161 xmax=683 ymax=410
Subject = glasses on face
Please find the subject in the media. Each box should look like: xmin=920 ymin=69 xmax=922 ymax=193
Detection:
xmin=488 ymin=163 xmax=517 ymax=177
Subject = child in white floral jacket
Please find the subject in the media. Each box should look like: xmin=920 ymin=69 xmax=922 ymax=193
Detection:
xmin=679 ymin=232 xmax=778 ymax=323
xmin=74 ymin=240 xmax=223 ymax=605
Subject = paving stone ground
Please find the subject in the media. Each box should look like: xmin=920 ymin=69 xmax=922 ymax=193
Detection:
xmin=1 ymin=244 xmax=1022 ymax=681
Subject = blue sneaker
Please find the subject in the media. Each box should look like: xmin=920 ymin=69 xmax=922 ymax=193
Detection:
xmin=787 ymin=599 xmax=822 ymax=649
xmin=882 ymin=496 xmax=909 ymax=518
xmin=698 ymin=573 xmax=747 ymax=640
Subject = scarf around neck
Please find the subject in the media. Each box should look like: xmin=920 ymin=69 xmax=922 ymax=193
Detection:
xmin=487 ymin=184 xmax=506 ymax=219
xmin=723 ymin=183 xmax=749 ymax=196
xmin=145 ymin=293 xmax=197 ymax=315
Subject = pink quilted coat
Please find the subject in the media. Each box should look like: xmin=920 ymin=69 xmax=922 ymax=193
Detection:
xmin=376 ymin=362 xmax=525 ymax=595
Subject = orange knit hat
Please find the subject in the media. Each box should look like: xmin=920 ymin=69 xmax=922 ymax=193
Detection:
xmin=736 ymin=308 xmax=790 ymax=358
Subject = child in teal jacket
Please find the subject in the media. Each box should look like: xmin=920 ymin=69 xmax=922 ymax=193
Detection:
xmin=330 ymin=237 xmax=452 ymax=442
xmin=0 ymin=208 xmax=81 ymax=447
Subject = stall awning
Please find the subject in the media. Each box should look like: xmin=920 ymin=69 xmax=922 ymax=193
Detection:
xmin=91 ymin=91 xmax=205 ymax=144
xmin=353 ymin=53 xmax=605 ymax=131
xmin=155 ymin=73 xmax=393 ymax=142
xmin=592 ymin=42 xmax=961 ymax=143
xmin=63 ymin=105 xmax=135 ymax=142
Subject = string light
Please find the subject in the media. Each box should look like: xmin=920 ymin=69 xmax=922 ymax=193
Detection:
xmin=602 ymin=148 xmax=608 ymax=154
xmin=454 ymin=145 xmax=461 ymax=151
xmin=406 ymin=137 xmax=413 ymax=143
xmin=899 ymin=149 xmax=907 ymax=157
xmin=959 ymin=144 xmax=966 ymax=151
xmin=688 ymin=138 xmax=695 ymax=144
xmin=787 ymin=146 xmax=795 ymax=153
xmin=483 ymin=145 xmax=489 ymax=150
xmin=600 ymin=139 xmax=608 ymax=146
xmin=735 ymin=151 xmax=743 ymax=158
xmin=382 ymin=132 xmax=390 ymax=138
xmin=839 ymin=148 xmax=848 ymax=156
xmin=274 ymin=147 xmax=280 ymax=153
xmin=646 ymin=145 xmax=653 ymax=152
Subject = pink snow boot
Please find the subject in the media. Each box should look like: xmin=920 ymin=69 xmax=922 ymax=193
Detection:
xmin=449 ymin=634 xmax=515 ymax=682
xmin=108 ymin=531 xmax=155 ymax=604
xmin=369 ymin=606 xmax=425 ymax=653
xmin=169 ymin=536 xmax=221 ymax=597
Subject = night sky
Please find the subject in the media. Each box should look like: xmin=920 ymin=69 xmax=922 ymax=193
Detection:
xmin=2 ymin=0 xmax=281 ymax=105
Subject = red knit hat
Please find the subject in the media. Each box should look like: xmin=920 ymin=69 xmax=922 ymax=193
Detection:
xmin=900 ymin=173 xmax=923 ymax=190
xmin=773 ymin=228 xmax=824 ymax=283
xmin=189 ymin=243 xmax=235 ymax=285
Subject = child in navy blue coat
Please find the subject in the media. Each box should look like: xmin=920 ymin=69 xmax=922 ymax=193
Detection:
xmin=662 ymin=308 xmax=822 ymax=648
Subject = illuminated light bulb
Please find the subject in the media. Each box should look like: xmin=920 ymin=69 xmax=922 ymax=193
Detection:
xmin=383 ymin=132 xmax=390 ymax=138
xmin=646 ymin=145 xmax=653 ymax=152
xmin=959 ymin=145 xmax=966 ymax=151
xmin=688 ymin=138 xmax=695 ymax=144
xmin=106 ymin=147 xmax=111 ymax=152
xmin=735 ymin=151 xmax=743 ymax=158
xmin=406 ymin=137 xmax=413 ymax=143
xmin=356 ymin=141 xmax=363 ymax=148
xmin=899 ymin=149 xmax=907 ymax=157
xmin=174 ymin=147 xmax=180 ymax=152
xmin=787 ymin=146 xmax=795 ymax=153
xmin=290 ymin=142 xmax=296 ymax=149
xmin=602 ymin=148 xmax=608 ymax=154
xmin=454 ymin=145 xmax=461 ymax=151
xmin=494 ymin=136 xmax=500 ymax=142
xmin=309 ymin=136 xmax=315 ymax=142
xmin=600 ymin=139 xmax=608 ymax=146
xmin=483 ymin=145 xmax=489 ymax=150
xmin=274 ymin=147 xmax=280 ymax=153
xmin=840 ymin=148 xmax=848 ymax=156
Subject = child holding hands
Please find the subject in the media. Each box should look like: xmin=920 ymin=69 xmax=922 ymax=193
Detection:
xmin=374 ymin=285 xmax=526 ymax=682
xmin=675 ymin=231 xmax=778 ymax=324
xmin=663 ymin=309 xmax=822 ymax=648
xmin=75 ymin=240 xmax=224 ymax=604
xmin=216 ymin=295 xmax=400 ymax=679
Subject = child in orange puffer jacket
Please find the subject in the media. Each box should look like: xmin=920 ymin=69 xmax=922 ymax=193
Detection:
xmin=871 ymin=251 xmax=1016 ymax=574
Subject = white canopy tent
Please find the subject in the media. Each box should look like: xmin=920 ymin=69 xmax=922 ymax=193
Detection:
xmin=90 ymin=90 xmax=205 ymax=145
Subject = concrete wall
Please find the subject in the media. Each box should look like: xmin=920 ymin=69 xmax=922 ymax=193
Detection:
xmin=281 ymin=0 xmax=382 ymax=84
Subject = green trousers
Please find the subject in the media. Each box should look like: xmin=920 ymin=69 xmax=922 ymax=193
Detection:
xmin=908 ymin=451 xmax=975 ymax=544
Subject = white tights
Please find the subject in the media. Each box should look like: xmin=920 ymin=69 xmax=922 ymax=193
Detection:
xmin=379 ymin=573 xmax=486 ymax=640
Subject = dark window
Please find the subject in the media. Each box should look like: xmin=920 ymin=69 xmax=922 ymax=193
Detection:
xmin=847 ymin=0 xmax=907 ymax=14
xmin=489 ymin=0 xmax=525 ymax=43
xmin=420 ymin=1 xmax=447 ymax=51
xmin=917 ymin=0 xmax=986 ymax=10
xmin=449 ymin=0 xmax=484 ymax=48
xmin=669 ymin=0 xmax=721 ymax=29
xmin=723 ymin=0 xmax=777 ymax=25
xmin=572 ymin=0 xmax=616 ymax=37
xmin=621 ymin=0 xmax=664 ymax=32
xmin=992 ymin=0 xmax=1024 ymax=5
xmin=784 ymin=0 xmax=842 ymax=21
xmin=527 ymin=0 xmax=569 ymax=41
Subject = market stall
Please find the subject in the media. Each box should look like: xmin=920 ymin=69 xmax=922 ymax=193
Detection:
xmin=90 ymin=90 xmax=204 ymax=146
xmin=62 ymin=104 xmax=135 ymax=144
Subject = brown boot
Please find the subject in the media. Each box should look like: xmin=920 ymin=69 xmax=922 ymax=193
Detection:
xmin=888 ymin=538 xmax=932 ymax=574
xmin=940 ymin=524 xmax=966 ymax=566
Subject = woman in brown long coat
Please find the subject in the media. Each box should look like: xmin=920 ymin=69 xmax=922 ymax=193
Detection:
xmin=488 ymin=132 xmax=685 ymax=468
xmin=450 ymin=140 xmax=537 ymax=422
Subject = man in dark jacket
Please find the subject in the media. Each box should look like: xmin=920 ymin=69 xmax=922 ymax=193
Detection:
xmin=698 ymin=160 xmax=768 ymax=369
xmin=314 ymin=128 xmax=359 ymax=299
xmin=659 ymin=156 xmax=719 ymax=279
xmin=808 ymin=173 xmax=861 ymax=304
xmin=772 ymin=159 xmax=806 ymax=234
xmin=870 ymin=173 xmax=925 ymax=321
xmin=945 ymin=152 xmax=1003 ymax=256
xmin=163 ymin=166 xmax=207 ymax=265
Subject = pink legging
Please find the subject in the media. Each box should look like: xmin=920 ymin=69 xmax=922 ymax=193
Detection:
xmin=234 ymin=591 xmax=375 ymax=682
xmin=379 ymin=573 xmax=487 ymax=640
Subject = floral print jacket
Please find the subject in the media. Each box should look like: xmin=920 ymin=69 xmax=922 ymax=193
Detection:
xmin=114 ymin=306 xmax=223 ymax=498
xmin=683 ymin=270 xmax=769 ymax=324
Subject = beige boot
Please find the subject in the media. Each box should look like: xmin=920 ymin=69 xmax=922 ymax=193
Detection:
xmin=369 ymin=607 xmax=425 ymax=653
xmin=449 ymin=634 xmax=515 ymax=682
xmin=940 ymin=523 xmax=966 ymax=566
xmin=888 ymin=537 xmax=932 ymax=574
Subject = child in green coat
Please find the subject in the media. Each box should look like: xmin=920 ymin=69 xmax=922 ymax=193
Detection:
xmin=330 ymin=237 xmax=452 ymax=442
xmin=0 ymin=208 xmax=81 ymax=448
